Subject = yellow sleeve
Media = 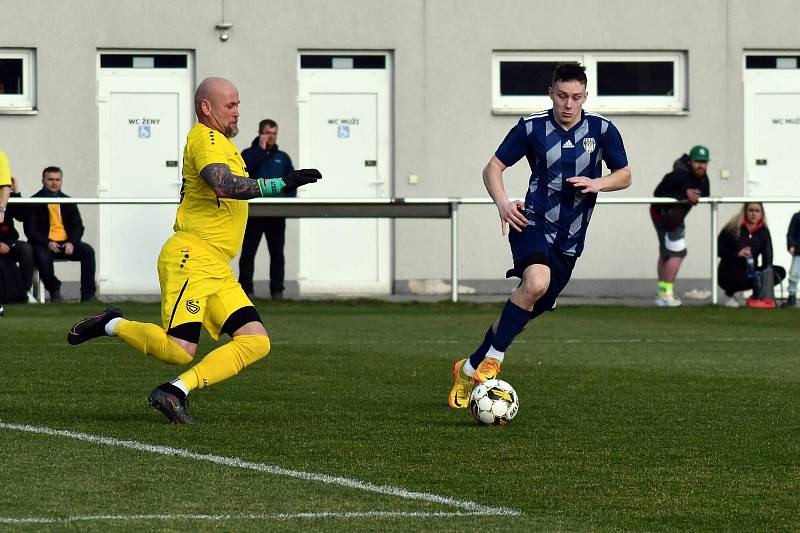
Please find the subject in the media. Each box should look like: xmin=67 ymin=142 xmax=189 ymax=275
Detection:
xmin=191 ymin=128 xmax=231 ymax=173
xmin=0 ymin=151 xmax=11 ymax=187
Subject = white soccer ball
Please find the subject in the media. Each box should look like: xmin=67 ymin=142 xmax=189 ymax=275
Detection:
xmin=469 ymin=379 xmax=519 ymax=426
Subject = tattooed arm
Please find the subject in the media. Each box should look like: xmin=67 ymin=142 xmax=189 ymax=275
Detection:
xmin=200 ymin=163 xmax=261 ymax=199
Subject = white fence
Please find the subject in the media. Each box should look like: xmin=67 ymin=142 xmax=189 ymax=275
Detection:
xmin=10 ymin=196 xmax=800 ymax=304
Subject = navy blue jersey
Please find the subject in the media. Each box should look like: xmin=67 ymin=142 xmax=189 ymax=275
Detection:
xmin=495 ymin=109 xmax=628 ymax=256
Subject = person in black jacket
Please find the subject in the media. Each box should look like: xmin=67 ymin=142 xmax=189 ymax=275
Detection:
xmin=650 ymin=145 xmax=711 ymax=307
xmin=717 ymin=202 xmax=785 ymax=307
xmin=238 ymin=119 xmax=295 ymax=300
xmin=787 ymin=209 xmax=800 ymax=307
xmin=0 ymin=177 xmax=36 ymax=303
xmin=24 ymin=167 xmax=96 ymax=302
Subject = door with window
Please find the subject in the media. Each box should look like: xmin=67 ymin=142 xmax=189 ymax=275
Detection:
xmin=97 ymin=53 xmax=192 ymax=294
xmin=296 ymin=53 xmax=392 ymax=295
xmin=744 ymin=54 xmax=800 ymax=284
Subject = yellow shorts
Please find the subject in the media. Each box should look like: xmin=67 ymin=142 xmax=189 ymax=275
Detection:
xmin=157 ymin=232 xmax=253 ymax=341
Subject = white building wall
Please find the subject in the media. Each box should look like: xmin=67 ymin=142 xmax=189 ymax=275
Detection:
xmin=1 ymin=0 xmax=798 ymax=296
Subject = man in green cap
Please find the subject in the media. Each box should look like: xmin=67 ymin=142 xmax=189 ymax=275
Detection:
xmin=649 ymin=145 xmax=711 ymax=307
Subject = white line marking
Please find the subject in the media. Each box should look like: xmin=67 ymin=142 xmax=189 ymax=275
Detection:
xmin=0 ymin=511 xmax=504 ymax=525
xmin=28 ymin=336 xmax=799 ymax=349
xmin=0 ymin=422 xmax=521 ymax=518
xmin=282 ymin=337 xmax=800 ymax=346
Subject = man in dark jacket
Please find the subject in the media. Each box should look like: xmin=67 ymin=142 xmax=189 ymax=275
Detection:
xmin=0 ymin=177 xmax=36 ymax=303
xmin=787 ymin=209 xmax=800 ymax=307
xmin=649 ymin=145 xmax=711 ymax=307
xmin=239 ymin=119 xmax=295 ymax=299
xmin=24 ymin=166 xmax=96 ymax=302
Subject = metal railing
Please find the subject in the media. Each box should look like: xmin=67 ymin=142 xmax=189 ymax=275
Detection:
xmin=9 ymin=196 xmax=800 ymax=303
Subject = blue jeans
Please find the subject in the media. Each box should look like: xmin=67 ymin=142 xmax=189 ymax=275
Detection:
xmin=789 ymin=255 xmax=800 ymax=296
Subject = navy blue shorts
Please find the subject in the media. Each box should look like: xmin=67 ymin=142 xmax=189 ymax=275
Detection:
xmin=507 ymin=222 xmax=577 ymax=319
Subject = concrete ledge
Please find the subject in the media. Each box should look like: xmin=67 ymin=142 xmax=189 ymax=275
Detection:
xmin=51 ymin=278 xmax=714 ymax=305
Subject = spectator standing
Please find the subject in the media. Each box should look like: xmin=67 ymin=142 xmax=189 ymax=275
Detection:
xmin=786 ymin=209 xmax=800 ymax=307
xmin=650 ymin=145 xmax=711 ymax=307
xmin=717 ymin=202 xmax=785 ymax=307
xmin=239 ymin=119 xmax=295 ymax=300
xmin=0 ymin=152 xmax=35 ymax=304
xmin=0 ymin=177 xmax=37 ymax=303
xmin=0 ymin=149 xmax=11 ymax=225
xmin=24 ymin=167 xmax=96 ymax=302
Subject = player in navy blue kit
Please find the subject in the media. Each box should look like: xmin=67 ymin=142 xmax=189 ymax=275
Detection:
xmin=449 ymin=62 xmax=632 ymax=408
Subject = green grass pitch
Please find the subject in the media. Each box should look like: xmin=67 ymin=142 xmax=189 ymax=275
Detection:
xmin=1 ymin=300 xmax=799 ymax=531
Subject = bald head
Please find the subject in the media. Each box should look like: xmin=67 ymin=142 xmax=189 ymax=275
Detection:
xmin=194 ymin=77 xmax=240 ymax=137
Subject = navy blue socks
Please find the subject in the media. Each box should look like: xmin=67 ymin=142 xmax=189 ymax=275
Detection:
xmin=492 ymin=299 xmax=530 ymax=351
xmin=467 ymin=300 xmax=530 ymax=369
xmin=468 ymin=326 xmax=495 ymax=369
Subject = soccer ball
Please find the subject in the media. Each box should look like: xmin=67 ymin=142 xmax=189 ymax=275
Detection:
xmin=469 ymin=379 xmax=519 ymax=426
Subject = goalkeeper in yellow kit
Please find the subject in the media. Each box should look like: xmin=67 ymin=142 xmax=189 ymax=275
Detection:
xmin=67 ymin=77 xmax=321 ymax=425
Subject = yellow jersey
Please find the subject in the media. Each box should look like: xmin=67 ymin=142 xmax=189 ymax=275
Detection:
xmin=0 ymin=150 xmax=11 ymax=187
xmin=174 ymin=123 xmax=249 ymax=260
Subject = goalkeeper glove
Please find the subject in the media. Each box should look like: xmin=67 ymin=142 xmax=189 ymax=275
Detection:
xmin=257 ymin=169 xmax=322 ymax=197
xmin=283 ymin=169 xmax=322 ymax=192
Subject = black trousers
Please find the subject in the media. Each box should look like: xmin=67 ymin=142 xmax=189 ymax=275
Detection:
xmin=5 ymin=241 xmax=34 ymax=291
xmin=32 ymin=242 xmax=96 ymax=300
xmin=718 ymin=263 xmax=785 ymax=298
xmin=238 ymin=216 xmax=286 ymax=296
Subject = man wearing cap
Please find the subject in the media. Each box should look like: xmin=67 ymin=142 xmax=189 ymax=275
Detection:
xmin=649 ymin=145 xmax=711 ymax=307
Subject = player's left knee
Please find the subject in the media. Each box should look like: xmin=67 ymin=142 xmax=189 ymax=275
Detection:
xmin=233 ymin=334 xmax=271 ymax=366
xmin=521 ymin=278 xmax=548 ymax=302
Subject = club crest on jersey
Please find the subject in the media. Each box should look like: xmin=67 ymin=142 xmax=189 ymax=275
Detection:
xmin=186 ymin=299 xmax=201 ymax=314
xmin=582 ymin=137 xmax=596 ymax=153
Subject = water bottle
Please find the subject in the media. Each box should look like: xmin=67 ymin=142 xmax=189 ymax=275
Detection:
xmin=745 ymin=256 xmax=756 ymax=279
xmin=746 ymin=255 xmax=762 ymax=297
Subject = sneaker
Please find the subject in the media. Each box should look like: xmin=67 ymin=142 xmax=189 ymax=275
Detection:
xmin=67 ymin=306 xmax=123 ymax=345
xmin=724 ymin=296 xmax=740 ymax=308
xmin=746 ymin=298 xmax=776 ymax=309
xmin=655 ymin=293 xmax=682 ymax=307
xmin=683 ymin=289 xmax=711 ymax=300
xmin=787 ymin=294 xmax=797 ymax=307
xmin=50 ymin=289 xmax=63 ymax=303
xmin=447 ymin=359 xmax=474 ymax=409
xmin=148 ymin=385 xmax=199 ymax=425
xmin=473 ymin=357 xmax=501 ymax=384
xmin=26 ymin=290 xmax=38 ymax=304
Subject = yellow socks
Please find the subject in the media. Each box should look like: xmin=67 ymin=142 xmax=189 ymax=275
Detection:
xmin=178 ymin=335 xmax=271 ymax=392
xmin=657 ymin=281 xmax=673 ymax=297
xmin=115 ymin=320 xmax=194 ymax=365
xmin=115 ymin=320 xmax=270 ymax=393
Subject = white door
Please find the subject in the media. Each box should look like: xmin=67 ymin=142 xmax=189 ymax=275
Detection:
xmin=297 ymin=55 xmax=392 ymax=295
xmin=97 ymin=55 xmax=192 ymax=293
xmin=744 ymin=64 xmax=800 ymax=286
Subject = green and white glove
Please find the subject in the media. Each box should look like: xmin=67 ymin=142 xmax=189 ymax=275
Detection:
xmin=257 ymin=169 xmax=322 ymax=197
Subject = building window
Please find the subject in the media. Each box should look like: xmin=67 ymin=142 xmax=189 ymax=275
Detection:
xmin=299 ymin=54 xmax=386 ymax=69
xmin=492 ymin=52 xmax=686 ymax=114
xmin=745 ymin=54 xmax=800 ymax=70
xmin=0 ymin=49 xmax=35 ymax=112
xmin=99 ymin=54 xmax=189 ymax=69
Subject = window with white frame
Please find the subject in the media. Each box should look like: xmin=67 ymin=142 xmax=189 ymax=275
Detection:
xmin=492 ymin=52 xmax=686 ymax=114
xmin=0 ymin=49 xmax=36 ymax=111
